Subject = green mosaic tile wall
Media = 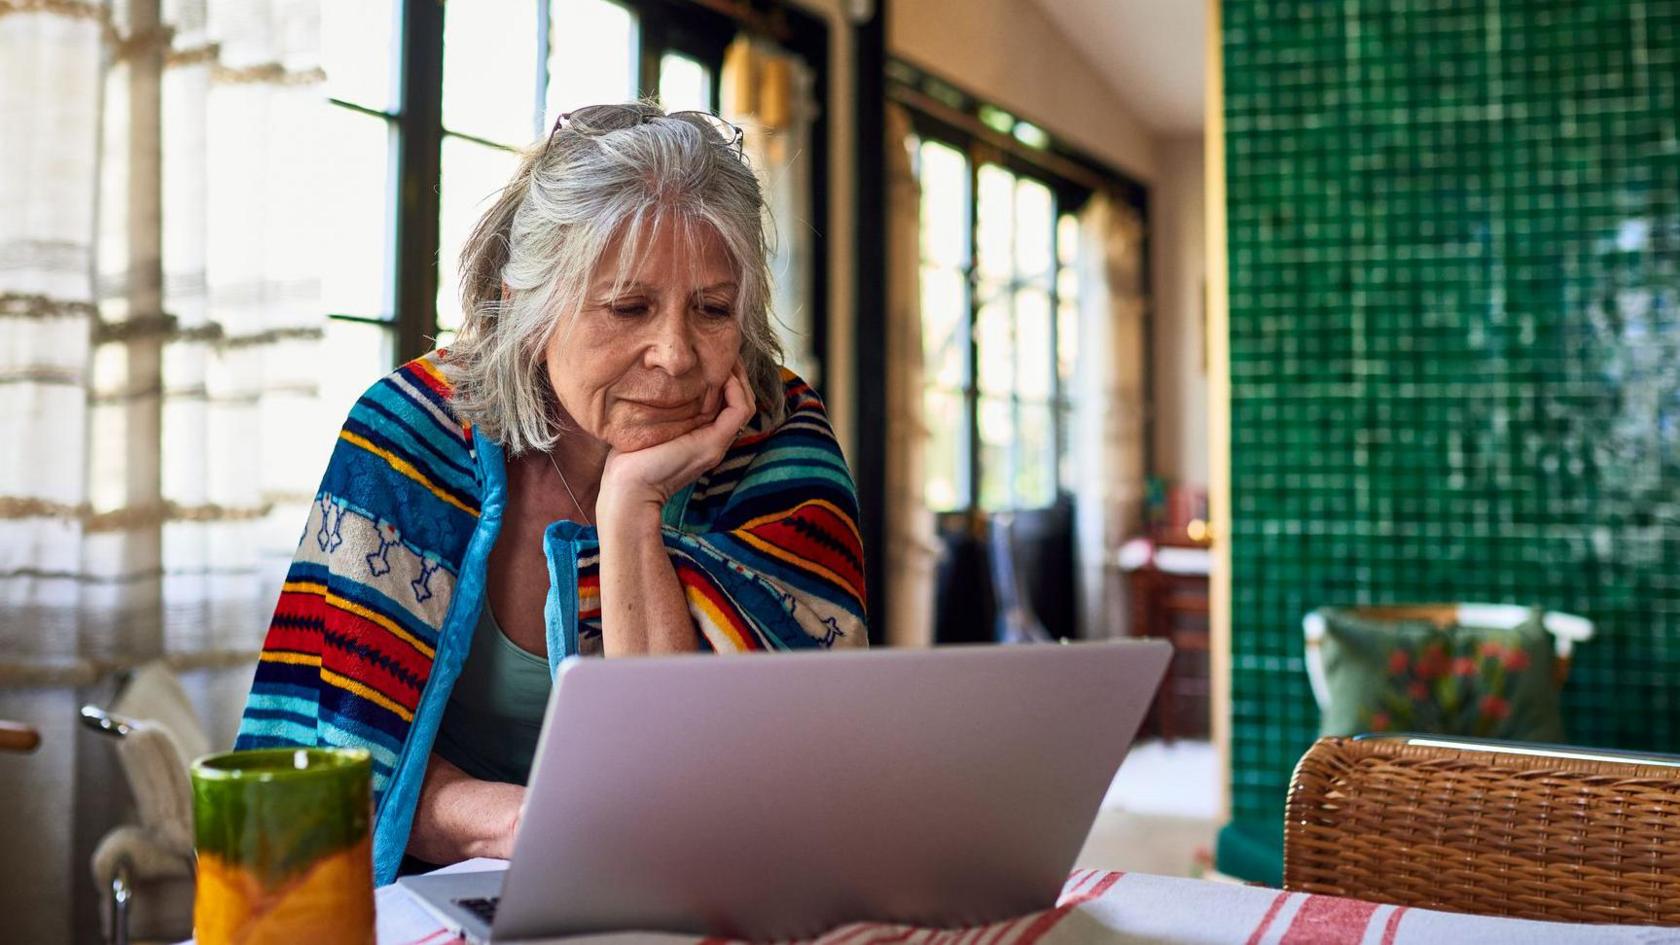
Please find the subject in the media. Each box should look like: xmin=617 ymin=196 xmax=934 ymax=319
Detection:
xmin=1224 ymin=0 xmax=1680 ymax=824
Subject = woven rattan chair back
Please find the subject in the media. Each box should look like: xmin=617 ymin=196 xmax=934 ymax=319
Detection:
xmin=1285 ymin=736 xmax=1680 ymax=925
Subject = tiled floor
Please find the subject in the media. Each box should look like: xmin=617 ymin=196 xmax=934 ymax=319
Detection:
xmin=1073 ymin=739 xmax=1219 ymax=877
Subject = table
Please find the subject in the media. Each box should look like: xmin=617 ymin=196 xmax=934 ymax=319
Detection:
xmin=370 ymin=861 xmax=1680 ymax=944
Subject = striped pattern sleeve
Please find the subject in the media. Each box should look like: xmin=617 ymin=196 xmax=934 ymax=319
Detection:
xmin=234 ymin=355 xmax=479 ymax=805
xmin=667 ymin=371 xmax=868 ymax=651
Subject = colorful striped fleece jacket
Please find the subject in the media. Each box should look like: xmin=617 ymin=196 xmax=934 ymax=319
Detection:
xmin=234 ymin=351 xmax=868 ymax=883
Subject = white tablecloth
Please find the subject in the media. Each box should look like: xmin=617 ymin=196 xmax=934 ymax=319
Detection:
xmin=369 ymin=861 xmax=1680 ymax=944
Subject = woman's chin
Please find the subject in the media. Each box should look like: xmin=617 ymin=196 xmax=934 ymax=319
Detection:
xmin=605 ymin=418 xmax=707 ymax=453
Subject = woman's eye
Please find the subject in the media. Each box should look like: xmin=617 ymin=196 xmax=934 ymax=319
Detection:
xmin=698 ymin=302 xmax=734 ymax=319
xmin=609 ymin=303 xmax=649 ymax=317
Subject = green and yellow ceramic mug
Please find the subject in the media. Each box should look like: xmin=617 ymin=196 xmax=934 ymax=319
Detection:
xmin=190 ymin=748 xmax=375 ymax=945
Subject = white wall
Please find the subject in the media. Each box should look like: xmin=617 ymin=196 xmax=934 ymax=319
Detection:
xmin=889 ymin=0 xmax=1160 ymax=184
xmin=1151 ymin=134 xmax=1209 ymax=486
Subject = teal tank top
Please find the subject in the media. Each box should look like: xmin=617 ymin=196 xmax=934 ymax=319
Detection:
xmin=433 ymin=601 xmax=552 ymax=784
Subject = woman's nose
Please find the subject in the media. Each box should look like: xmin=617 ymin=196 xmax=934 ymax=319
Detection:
xmin=645 ymin=304 xmax=699 ymax=375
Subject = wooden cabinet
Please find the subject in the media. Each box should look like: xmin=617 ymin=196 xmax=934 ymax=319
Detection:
xmin=1121 ymin=539 xmax=1211 ymax=740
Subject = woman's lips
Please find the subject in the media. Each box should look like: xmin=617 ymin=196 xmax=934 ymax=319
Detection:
xmin=620 ymin=396 xmax=701 ymax=417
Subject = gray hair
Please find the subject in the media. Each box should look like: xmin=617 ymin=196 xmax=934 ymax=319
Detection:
xmin=444 ymin=101 xmax=785 ymax=455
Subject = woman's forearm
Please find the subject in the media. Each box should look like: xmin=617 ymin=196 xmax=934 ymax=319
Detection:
xmin=406 ymin=753 xmax=525 ymax=863
xmin=596 ymin=494 xmax=698 ymax=656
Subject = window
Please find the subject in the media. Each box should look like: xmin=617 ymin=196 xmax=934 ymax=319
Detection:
xmin=321 ymin=0 xmax=737 ymax=383
xmin=917 ymin=140 xmax=970 ymax=511
xmin=437 ymin=0 xmax=715 ymax=343
xmin=1055 ymin=212 xmax=1080 ymax=491
xmin=320 ymin=1 xmax=403 ymax=418
xmin=657 ymin=52 xmax=712 ymax=112
xmin=916 ymin=138 xmax=1080 ymax=513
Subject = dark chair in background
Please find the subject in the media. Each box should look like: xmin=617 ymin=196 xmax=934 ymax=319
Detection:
xmin=989 ymin=512 xmax=1055 ymax=644
xmin=933 ymin=513 xmax=996 ymax=645
xmin=933 ymin=498 xmax=1076 ymax=646
xmin=1005 ymin=498 xmax=1077 ymax=641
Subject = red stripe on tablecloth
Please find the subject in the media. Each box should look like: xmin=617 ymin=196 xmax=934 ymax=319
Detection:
xmin=1245 ymin=891 xmax=1293 ymax=945
xmin=822 ymin=925 xmax=886 ymax=945
xmin=814 ymin=871 xmax=1126 ymax=945
xmin=1012 ymin=872 xmax=1126 ymax=945
xmin=986 ymin=912 xmax=1041 ymax=945
xmin=1278 ymin=895 xmax=1382 ymax=944
xmin=398 ymin=929 xmax=460 ymax=945
xmin=1074 ymin=870 xmax=1110 ymax=899
xmin=1067 ymin=871 xmax=1123 ymax=907
xmin=967 ymin=911 xmax=1028 ymax=945
xmin=814 ymin=925 xmax=925 ymax=945
xmin=1379 ymin=906 xmax=1409 ymax=945
xmin=1058 ymin=869 xmax=1096 ymax=900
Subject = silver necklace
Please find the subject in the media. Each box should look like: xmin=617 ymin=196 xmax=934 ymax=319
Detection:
xmin=545 ymin=450 xmax=593 ymax=527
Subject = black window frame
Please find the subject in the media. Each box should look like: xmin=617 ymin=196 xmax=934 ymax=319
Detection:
xmin=893 ymin=58 xmax=1155 ymax=517
xmin=917 ymin=126 xmax=1087 ymax=515
xmin=367 ymin=0 xmax=829 ymax=380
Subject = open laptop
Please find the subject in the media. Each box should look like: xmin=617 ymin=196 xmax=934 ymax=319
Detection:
xmin=399 ymin=639 xmax=1170 ymax=943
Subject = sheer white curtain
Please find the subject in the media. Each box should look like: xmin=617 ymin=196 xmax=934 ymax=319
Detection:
xmin=882 ymin=103 xmax=939 ymax=647
xmin=0 ymin=10 xmax=108 ymax=935
xmin=0 ymin=1 xmax=324 ymax=939
xmin=1072 ymin=193 xmax=1148 ymax=640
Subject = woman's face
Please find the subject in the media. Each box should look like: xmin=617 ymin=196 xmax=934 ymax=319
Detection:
xmin=544 ymin=218 xmax=743 ymax=453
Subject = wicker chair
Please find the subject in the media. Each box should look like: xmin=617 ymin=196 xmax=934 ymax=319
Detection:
xmin=1285 ymin=735 xmax=1680 ymax=925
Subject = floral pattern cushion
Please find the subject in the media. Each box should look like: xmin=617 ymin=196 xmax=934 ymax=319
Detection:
xmin=1317 ymin=606 xmax=1566 ymax=742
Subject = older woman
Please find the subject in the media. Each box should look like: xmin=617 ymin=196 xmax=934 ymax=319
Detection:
xmin=234 ymin=103 xmax=867 ymax=884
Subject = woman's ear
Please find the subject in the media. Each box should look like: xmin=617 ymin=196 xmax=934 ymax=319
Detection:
xmin=500 ymin=280 xmax=512 ymax=303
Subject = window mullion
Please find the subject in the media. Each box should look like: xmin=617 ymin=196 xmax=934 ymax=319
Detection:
xmin=394 ymin=0 xmax=445 ymax=363
xmin=636 ymin=15 xmax=665 ymax=98
xmin=534 ymin=0 xmax=552 ymax=139
xmin=1009 ymin=177 xmax=1024 ymax=512
xmin=964 ymin=152 xmax=982 ymax=516
xmin=1049 ymin=195 xmax=1062 ymax=499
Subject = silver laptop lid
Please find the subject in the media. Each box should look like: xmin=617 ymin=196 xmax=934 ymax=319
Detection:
xmin=493 ymin=639 xmax=1170 ymax=942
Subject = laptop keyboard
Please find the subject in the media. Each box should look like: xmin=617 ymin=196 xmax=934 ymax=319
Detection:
xmin=456 ymin=896 xmax=500 ymax=924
